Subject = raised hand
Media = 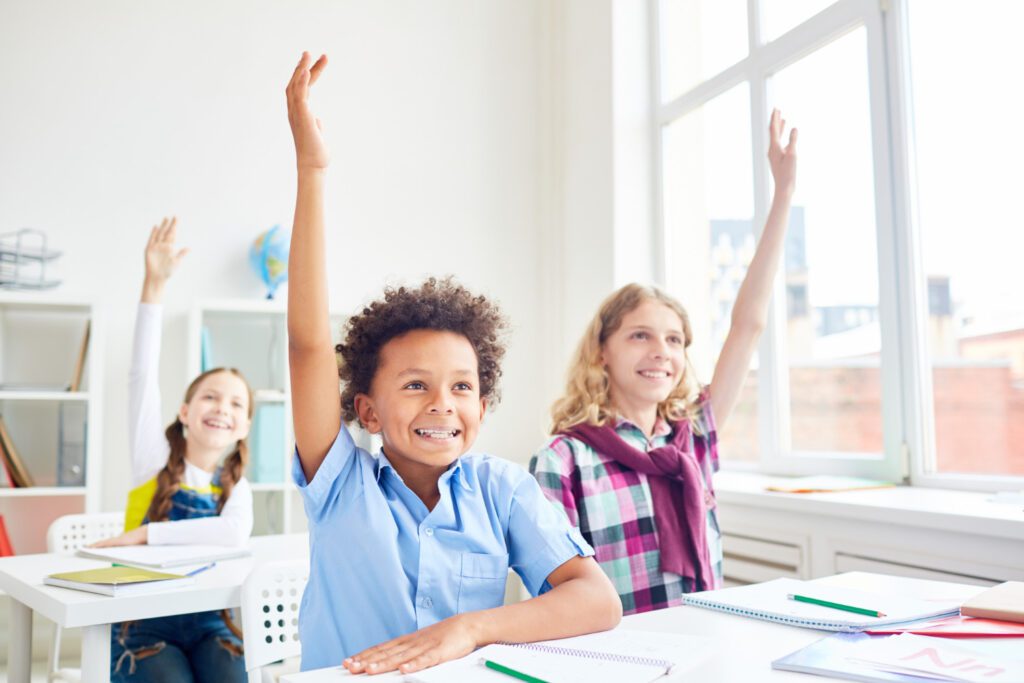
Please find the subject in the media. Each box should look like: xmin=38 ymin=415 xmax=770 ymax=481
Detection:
xmin=141 ymin=217 xmax=188 ymax=303
xmin=286 ymin=52 xmax=330 ymax=171
xmin=768 ymin=108 xmax=798 ymax=198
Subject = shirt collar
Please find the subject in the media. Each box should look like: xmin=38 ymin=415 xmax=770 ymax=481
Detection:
xmin=374 ymin=449 xmax=473 ymax=491
xmin=612 ymin=415 xmax=673 ymax=439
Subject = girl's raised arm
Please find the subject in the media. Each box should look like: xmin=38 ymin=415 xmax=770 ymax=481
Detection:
xmin=286 ymin=52 xmax=341 ymax=481
xmin=710 ymin=109 xmax=797 ymax=427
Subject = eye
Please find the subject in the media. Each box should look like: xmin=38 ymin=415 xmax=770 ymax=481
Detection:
xmin=404 ymin=381 xmax=426 ymax=391
xmin=233 ymin=401 xmax=244 ymax=409
xmin=453 ymin=382 xmax=473 ymax=391
xmin=668 ymin=335 xmax=683 ymax=345
xmin=631 ymin=331 xmax=649 ymax=340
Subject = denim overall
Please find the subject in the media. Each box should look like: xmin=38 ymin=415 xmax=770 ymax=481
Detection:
xmin=111 ymin=468 xmax=245 ymax=683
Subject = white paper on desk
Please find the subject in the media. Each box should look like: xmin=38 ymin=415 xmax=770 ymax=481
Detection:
xmin=406 ymin=630 xmax=717 ymax=683
xmin=848 ymin=634 xmax=1024 ymax=683
xmin=77 ymin=544 xmax=251 ymax=568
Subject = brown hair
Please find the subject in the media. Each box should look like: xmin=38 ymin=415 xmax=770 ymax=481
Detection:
xmin=145 ymin=367 xmax=253 ymax=523
xmin=550 ymin=283 xmax=701 ymax=434
xmin=336 ymin=277 xmax=508 ymax=425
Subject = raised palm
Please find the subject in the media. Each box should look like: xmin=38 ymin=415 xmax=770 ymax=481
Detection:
xmin=768 ymin=109 xmax=798 ymax=196
xmin=287 ymin=52 xmax=330 ymax=170
xmin=145 ymin=216 xmax=188 ymax=282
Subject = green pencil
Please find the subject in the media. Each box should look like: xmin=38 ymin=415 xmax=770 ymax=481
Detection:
xmin=483 ymin=658 xmax=550 ymax=683
xmin=788 ymin=593 xmax=887 ymax=618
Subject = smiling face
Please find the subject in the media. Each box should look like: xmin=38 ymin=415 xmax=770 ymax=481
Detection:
xmin=178 ymin=370 xmax=252 ymax=452
xmin=600 ymin=300 xmax=688 ymax=416
xmin=355 ymin=329 xmax=486 ymax=475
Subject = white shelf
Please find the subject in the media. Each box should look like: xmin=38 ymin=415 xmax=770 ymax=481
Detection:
xmin=0 ymin=390 xmax=88 ymax=401
xmin=0 ymin=486 xmax=86 ymax=497
xmin=250 ymin=483 xmax=289 ymax=492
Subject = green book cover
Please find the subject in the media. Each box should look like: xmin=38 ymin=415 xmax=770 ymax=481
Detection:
xmin=49 ymin=566 xmax=186 ymax=585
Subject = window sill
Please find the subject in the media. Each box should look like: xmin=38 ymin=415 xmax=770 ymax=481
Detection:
xmin=714 ymin=471 xmax=1024 ymax=541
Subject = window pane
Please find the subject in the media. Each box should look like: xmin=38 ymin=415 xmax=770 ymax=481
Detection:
xmin=908 ymin=2 xmax=1024 ymax=477
xmin=659 ymin=0 xmax=748 ymax=102
xmin=770 ymin=27 xmax=884 ymax=454
xmin=661 ymin=83 xmax=757 ymax=461
xmin=761 ymin=0 xmax=837 ymax=43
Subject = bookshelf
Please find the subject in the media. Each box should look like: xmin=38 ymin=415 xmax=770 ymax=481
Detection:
xmin=0 ymin=294 xmax=102 ymax=554
xmin=189 ymin=300 xmax=369 ymax=535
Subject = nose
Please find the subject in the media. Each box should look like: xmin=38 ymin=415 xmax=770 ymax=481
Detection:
xmin=649 ymin=337 xmax=669 ymax=360
xmin=427 ymin=388 xmax=455 ymax=414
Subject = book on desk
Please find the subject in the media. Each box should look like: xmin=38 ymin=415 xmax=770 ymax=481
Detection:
xmin=44 ymin=566 xmax=195 ymax=597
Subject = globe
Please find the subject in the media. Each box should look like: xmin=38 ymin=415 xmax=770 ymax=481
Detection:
xmin=249 ymin=225 xmax=289 ymax=299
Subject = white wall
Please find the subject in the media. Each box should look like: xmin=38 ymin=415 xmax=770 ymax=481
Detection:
xmin=0 ymin=0 xmax=556 ymax=519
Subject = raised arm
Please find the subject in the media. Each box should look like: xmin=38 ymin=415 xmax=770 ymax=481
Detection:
xmin=286 ymin=52 xmax=341 ymax=482
xmin=710 ymin=110 xmax=797 ymax=427
xmin=130 ymin=218 xmax=189 ymax=486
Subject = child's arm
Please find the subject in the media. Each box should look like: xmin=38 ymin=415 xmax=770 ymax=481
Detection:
xmin=344 ymin=556 xmax=622 ymax=675
xmin=285 ymin=52 xmax=342 ymax=483
xmin=709 ymin=109 xmax=798 ymax=427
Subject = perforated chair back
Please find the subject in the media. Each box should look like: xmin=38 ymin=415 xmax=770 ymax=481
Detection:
xmin=241 ymin=559 xmax=308 ymax=682
xmin=46 ymin=511 xmax=125 ymax=553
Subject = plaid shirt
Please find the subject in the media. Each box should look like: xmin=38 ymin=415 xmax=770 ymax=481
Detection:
xmin=529 ymin=391 xmax=722 ymax=615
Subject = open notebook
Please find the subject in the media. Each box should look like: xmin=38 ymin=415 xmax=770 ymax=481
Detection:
xmin=684 ymin=577 xmax=961 ymax=632
xmin=406 ymin=630 xmax=716 ymax=683
xmin=78 ymin=544 xmax=251 ymax=568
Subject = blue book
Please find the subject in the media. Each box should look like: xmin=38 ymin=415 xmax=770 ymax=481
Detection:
xmin=250 ymin=404 xmax=285 ymax=484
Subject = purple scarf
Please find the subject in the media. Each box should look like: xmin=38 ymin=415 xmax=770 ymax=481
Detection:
xmin=567 ymin=420 xmax=715 ymax=591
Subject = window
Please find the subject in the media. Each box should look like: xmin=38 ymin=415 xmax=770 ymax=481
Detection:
xmin=653 ymin=0 xmax=1024 ymax=487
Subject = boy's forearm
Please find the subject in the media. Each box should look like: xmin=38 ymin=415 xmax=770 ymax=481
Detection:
xmin=288 ymin=168 xmax=332 ymax=347
xmin=462 ymin=574 xmax=621 ymax=646
xmin=140 ymin=276 xmax=165 ymax=304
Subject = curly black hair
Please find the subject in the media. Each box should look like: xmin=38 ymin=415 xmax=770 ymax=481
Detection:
xmin=336 ymin=277 xmax=508 ymax=424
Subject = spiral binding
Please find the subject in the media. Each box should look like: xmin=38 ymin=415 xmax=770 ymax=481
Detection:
xmin=684 ymin=598 xmax=854 ymax=631
xmin=496 ymin=642 xmax=673 ymax=672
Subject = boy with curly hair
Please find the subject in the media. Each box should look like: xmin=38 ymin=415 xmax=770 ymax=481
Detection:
xmin=285 ymin=52 xmax=622 ymax=676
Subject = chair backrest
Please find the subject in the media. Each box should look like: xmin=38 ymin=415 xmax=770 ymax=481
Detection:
xmin=241 ymin=558 xmax=308 ymax=675
xmin=46 ymin=511 xmax=125 ymax=553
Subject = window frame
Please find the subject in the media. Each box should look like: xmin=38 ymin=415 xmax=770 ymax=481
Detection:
xmin=651 ymin=0 xmax=1024 ymax=490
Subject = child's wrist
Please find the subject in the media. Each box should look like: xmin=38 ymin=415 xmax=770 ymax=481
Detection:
xmin=455 ymin=611 xmax=488 ymax=648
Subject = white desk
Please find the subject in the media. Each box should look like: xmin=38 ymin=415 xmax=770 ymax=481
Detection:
xmin=0 ymin=533 xmax=309 ymax=683
xmin=281 ymin=572 xmax=990 ymax=682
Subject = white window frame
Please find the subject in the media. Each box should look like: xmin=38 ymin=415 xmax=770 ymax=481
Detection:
xmin=651 ymin=0 xmax=1024 ymax=491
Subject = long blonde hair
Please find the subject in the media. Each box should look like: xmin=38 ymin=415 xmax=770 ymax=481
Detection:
xmin=146 ymin=367 xmax=253 ymax=523
xmin=550 ymin=283 xmax=701 ymax=434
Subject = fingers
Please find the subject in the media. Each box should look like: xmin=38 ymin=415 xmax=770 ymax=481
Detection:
xmin=786 ymin=127 xmax=799 ymax=153
xmin=346 ymin=636 xmax=429 ymax=675
xmin=308 ymin=54 xmax=328 ymax=87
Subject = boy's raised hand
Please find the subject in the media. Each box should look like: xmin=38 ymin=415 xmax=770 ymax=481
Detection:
xmin=287 ymin=51 xmax=330 ymax=170
xmin=768 ymin=108 xmax=798 ymax=197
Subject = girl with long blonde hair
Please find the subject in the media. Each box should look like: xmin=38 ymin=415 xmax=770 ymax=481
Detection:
xmin=91 ymin=218 xmax=253 ymax=681
xmin=531 ymin=111 xmax=798 ymax=614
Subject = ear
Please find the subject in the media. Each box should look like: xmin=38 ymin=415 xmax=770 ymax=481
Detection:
xmin=478 ymin=397 xmax=488 ymax=421
xmin=354 ymin=393 xmax=382 ymax=434
xmin=177 ymin=403 xmax=189 ymax=425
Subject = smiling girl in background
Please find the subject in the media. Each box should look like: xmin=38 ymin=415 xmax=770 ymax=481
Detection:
xmin=531 ymin=111 xmax=798 ymax=615
xmin=92 ymin=217 xmax=252 ymax=682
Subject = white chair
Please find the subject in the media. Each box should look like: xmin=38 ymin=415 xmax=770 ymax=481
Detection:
xmin=45 ymin=511 xmax=125 ymax=683
xmin=241 ymin=559 xmax=308 ymax=683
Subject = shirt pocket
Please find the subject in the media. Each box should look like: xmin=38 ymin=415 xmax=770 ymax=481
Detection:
xmin=457 ymin=552 xmax=509 ymax=613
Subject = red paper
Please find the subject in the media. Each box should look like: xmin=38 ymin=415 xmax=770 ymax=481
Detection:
xmin=865 ymin=614 xmax=1024 ymax=638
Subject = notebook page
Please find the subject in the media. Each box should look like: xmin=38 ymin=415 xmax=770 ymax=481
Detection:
xmin=78 ymin=544 xmax=250 ymax=568
xmin=685 ymin=578 xmax=960 ymax=631
xmin=407 ymin=630 xmax=716 ymax=683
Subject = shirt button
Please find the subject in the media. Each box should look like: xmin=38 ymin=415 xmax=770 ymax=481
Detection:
xmin=422 ymin=597 xmax=433 ymax=608
xmin=424 ymin=527 xmax=434 ymax=537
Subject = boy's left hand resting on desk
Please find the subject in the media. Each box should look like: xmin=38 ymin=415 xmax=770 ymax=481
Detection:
xmin=342 ymin=555 xmax=622 ymax=675
xmin=88 ymin=525 xmax=148 ymax=548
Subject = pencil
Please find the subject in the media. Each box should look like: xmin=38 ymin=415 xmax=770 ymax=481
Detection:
xmin=788 ymin=593 xmax=887 ymax=617
xmin=483 ymin=659 xmax=550 ymax=683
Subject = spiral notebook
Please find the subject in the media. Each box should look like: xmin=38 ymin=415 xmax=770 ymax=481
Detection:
xmin=406 ymin=629 xmax=716 ymax=683
xmin=683 ymin=578 xmax=961 ymax=632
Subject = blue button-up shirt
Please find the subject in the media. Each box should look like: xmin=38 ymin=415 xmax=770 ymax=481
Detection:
xmin=293 ymin=425 xmax=594 ymax=671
